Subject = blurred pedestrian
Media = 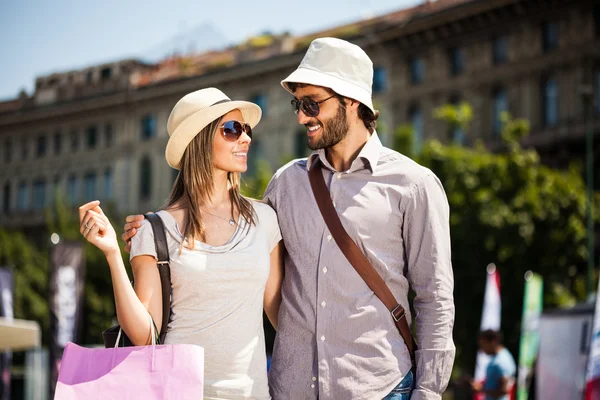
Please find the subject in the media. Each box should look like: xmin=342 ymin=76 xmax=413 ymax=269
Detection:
xmin=470 ymin=330 xmax=516 ymax=400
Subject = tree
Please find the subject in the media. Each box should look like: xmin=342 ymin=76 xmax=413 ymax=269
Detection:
xmin=398 ymin=106 xmax=600 ymax=376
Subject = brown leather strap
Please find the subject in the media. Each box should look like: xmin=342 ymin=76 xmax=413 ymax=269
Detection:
xmin=308 ymin=160 xmax=417 ymax=366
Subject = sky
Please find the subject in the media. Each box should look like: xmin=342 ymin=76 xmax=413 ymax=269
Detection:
xmin=0 ymin=0 xmax=423 ymax=100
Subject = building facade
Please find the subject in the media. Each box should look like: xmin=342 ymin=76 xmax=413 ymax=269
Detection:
xmin=1 ymin=0 xmax=598 ymax=229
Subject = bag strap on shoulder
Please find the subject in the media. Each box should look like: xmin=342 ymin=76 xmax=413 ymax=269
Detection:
xmin=144 ymin=213 xmax=172 ymax=344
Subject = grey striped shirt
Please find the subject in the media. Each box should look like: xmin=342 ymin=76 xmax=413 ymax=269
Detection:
xmin=264 ymin=132 xmax=455 ymax=400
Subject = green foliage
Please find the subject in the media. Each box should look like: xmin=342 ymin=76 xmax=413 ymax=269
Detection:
xmin=433 ymin=101 xmax=473 ymax=139
xmin=406 ymin=106 xmax=600 ymax=374
xmin=0 ymin=229 xmax=49 ymax=344
xmin=242 ymin=159 xmax=273 ymax=200
xmin=394 ymin=124 xmax=415 ymax=159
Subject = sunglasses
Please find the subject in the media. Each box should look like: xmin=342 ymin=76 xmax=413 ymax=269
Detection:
xmin=290 ymin=95 xmax=336 ymax=117
xmin=219 ymin=120 xmax=252 ymax=142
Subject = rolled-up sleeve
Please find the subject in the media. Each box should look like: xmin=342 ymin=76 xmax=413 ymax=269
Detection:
xmin=403 ymin=172 xmax=455 ymax=400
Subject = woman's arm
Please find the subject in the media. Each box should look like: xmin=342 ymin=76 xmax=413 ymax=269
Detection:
xmin=79 ymin=201 xmax=163 ymax=345
xmin=108 ymin=253 xmax=163 ymax=345
xmin=263 ymin=241 xmax=284 ymax=330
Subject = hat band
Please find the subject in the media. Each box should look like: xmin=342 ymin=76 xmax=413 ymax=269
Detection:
xmin=211 ymin=99 xmax=230 ymax=106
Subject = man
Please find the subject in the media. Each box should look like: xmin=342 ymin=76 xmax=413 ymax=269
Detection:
xmin=123 ymin=37 xmax=455 ymax=399
xmin=471 ymin=330 xmax=516 ymax=400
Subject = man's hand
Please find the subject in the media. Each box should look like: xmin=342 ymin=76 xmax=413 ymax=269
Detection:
xmin=122 ymin=214 xmax=145 ymax=253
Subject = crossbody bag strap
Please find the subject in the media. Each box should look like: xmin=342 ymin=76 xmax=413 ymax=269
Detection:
xmin=308 ymin=161 xmax=417 ymax=366
xmin=144 ymin=213 xmax=172 ymax=345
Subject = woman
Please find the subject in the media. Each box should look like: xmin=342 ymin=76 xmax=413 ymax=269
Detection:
xmin=78 ymin=87 xmax=283 ymax=400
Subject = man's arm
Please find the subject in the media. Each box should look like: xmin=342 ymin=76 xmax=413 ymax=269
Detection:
xmin=403 ymin=173 xmax=455 ymax=400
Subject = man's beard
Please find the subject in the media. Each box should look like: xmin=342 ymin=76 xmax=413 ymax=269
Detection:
xmin=308 ymin=103 xmax=349 ymax=150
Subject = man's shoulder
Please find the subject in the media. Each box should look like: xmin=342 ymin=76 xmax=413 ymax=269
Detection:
xmin=377 ymin=146 xmax=439 ymax=186
xmin=272 ymin=158 xmax=308 ymax=181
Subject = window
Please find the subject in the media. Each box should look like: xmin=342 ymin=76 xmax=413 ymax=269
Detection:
xmin=373 ymin=67 xmax=388 ymax=93
xmin=67 ymin=175 xmax=78 ymax=206
xmin=449 ymin=47 xmax=465 ymax=76
xmin=2 ymin=183 xmax=10 ymax=213
xmin=595 ymin=70 xmax=600 ymax=115
xmin=86 ymin=126 xmax=97 ymax=149
xmin=450 ymin=96 xmax=465 ymax=144
xmin=492 ymin=88 xmax=508 ymax=136
xmin=294 ymin=130 xmax=309 ymax=159
xmin=36 ymin=135 xmax=47 ymax=158
xmin=70 ymin=130 xmax=79 ymax=151
xmin=86 ymin=71 xmax=93 ymax=84
xmin=105 ymin=123 xmax=114 ymax=147
xmin=4 ymin=140 xmax=11 ymax=163
xmin=542 ymin=22 xmax=559 ymax=52
xmin=409 ymin=57 xmax=425 ymax=85
xmin=21 ymin=139 xmax=28 ymax=160
xmin=492 ymin=36 xmax=508 ymax=65
xmin=101 ymin=67 xmax=112 ymax=80
xmin=50 ymin=176 xmax=60 ymax=205
xmin=54 ymin=132 xmax=62 ymax=154
xmin=250 ymin=94 xmax=268 ymax=117
xmin=103 ymin=168 xmax=113 ymax=199
xmin=542 ymin=77 xmax=558 ymax=127
xmin=84 ymin=172 xmax=96 ymax=201
xmin=33 ymin=179 xmax=46 ymax=210
xmin=409 ymin=105 xmax=424 ymax=154
xmin=140 ymin=157 xmax=152 ymax=200
xmin=246 ymin=140 xmax=263 ymax=177
xmin=141 ymin=115 xmax=156 ymax=140
xmin=17 ymin=181 xmax=29 ymax=211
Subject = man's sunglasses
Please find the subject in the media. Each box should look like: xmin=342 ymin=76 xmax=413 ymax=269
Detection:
xmin=290 ymin=95 xmax=336 ymax=117
xmin=219 ymin=120 xmax=252 ymax=142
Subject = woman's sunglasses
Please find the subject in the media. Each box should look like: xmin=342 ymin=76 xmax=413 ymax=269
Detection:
xmin=290 ymin=95 xmax=336 ymax=117
xmin=219 ymin=120 xmax=252 ymax=142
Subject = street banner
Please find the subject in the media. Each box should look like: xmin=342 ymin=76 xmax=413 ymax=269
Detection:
xmin=516 ymin=272 xmax=543 ymax=400
xmin=48 ymin=242 xmax=85 ymax=396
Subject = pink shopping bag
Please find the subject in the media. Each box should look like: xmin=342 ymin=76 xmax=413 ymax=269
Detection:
xmin=54 ymin=341 xmax=204 ymax=399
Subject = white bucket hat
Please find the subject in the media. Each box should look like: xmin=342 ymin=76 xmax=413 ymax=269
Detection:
xmin=165 ymin=87 xmax=261 ymax=169
xmin=281 ymin=37 xmax=374 ymax=113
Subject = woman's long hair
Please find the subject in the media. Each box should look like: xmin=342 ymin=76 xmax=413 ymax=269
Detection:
xmin=163 ymin=114 xmax=256 ymax=248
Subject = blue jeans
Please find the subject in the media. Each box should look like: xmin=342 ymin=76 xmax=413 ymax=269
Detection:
xmin=382 ymin=370 xmax=414 ymax=400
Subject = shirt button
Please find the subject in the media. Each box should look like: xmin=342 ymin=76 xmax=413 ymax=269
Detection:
xmin=312 ymin=377 xmax=317 ymax=382
xmin=327 ymin=234 xmax=332 ymax=241
xmin=321 ymin=335 xmax=325 ymax=341
xmin=323 ymin=267 xmax=328 ymax=274
xmin=311 ymin=384 xmax=315 ymax=389
xmin=321 ymin=301 xmax=326 ymax=308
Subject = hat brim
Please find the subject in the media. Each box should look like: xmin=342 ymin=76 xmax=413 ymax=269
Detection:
xmin=166 ymin=100 xmax=261 ymax=169
xmin=281 ymin=67 xmax=374 ymax=113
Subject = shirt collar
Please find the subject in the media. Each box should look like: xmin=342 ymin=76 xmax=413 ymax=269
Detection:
xmin=306 ymin=131 xmax=382 ymax=174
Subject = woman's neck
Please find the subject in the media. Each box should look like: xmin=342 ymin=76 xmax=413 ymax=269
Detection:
xmin=206 ymin=170 xmax=231 ymax=209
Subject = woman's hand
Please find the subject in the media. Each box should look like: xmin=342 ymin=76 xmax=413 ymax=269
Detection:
xmin=79 ymin=200 xmax=119 ymax=256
